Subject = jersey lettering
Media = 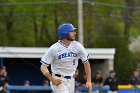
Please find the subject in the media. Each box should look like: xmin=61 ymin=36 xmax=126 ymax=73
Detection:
xmin=58 ymin=52 xmax=77 ymax=60
xmin=41 ymin=40 xmax=89 ymax=76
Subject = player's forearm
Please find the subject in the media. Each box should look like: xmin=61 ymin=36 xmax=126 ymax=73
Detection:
xmin=40 ymin=64 xmax=54 ymax=81
xmin=84 ymin=62 xmax=91 ymax=82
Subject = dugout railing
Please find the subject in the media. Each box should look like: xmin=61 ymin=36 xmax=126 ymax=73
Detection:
xmin=6 ymin=85 xmax=110 ymax=93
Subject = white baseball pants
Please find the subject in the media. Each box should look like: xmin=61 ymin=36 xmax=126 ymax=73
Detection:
xmin=50 ymin=74 xmax=75 ymax=93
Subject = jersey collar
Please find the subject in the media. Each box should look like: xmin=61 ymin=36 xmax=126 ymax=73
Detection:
xmin=58 ymin=40 xmax=72 ymax=48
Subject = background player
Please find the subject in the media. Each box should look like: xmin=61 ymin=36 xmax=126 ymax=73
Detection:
xmin=40 ymin=23 xmax=92 ymax=93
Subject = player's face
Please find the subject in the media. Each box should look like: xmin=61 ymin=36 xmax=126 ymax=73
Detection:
xmin=134 ymin=71 xmax=139 ymax=77
xmin=110 ymin=72 xmax=116 ymax=77
xmin=96 ymin=73 xmax=101 ymax=78
xmin=68 ymin=31 xmax=76 ymax=41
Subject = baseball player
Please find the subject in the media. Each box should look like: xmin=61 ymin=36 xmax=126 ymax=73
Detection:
xmin=40 ymin=23 xmax=92 ymax=93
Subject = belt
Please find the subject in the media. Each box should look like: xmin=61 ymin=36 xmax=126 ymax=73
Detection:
xmin=55 ymin=74 xmax=71 ymax=79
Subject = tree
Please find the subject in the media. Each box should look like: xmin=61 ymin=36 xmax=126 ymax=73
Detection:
xmin=123 ymin=0 xmax=135 ymax=40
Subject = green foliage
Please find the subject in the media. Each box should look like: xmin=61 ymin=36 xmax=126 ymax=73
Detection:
xmin=85 ymin=18 xmax=139 ymax=84
xmin=0 ymin=0 xmax=140 ymax=84
xmin=0 ymin=0 xmax=78 ymax=46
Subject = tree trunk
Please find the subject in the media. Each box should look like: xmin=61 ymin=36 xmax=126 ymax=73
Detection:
xmin=124 ymin=0 xmax=135 ymax=40
xmin=5 ymin=10 xmax=14 ymax=45
xmin=33 ymin=16 xmax=39 ymax=45
xmin=40 ymin=13 xmax=46 ymax=42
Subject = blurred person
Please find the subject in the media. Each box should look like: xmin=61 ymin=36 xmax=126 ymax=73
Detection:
xmin=92 ymin=71 xmax=103 ymax=87
xmin=74 ymin=69 xmax=81 ymax=93
xmin=0 ymin=66 xmax=7 ymax=77
xmin=21 ymin=80 xmax=31 ymax=93
xmin=73 ymin=69 xmax=81 ymax=87
xmin=92 ymin=70 xmax=103 ymax=93
xmin=79 ymin=73 xmax=88 ymax=93
xmin=104 ymin=70 xmax=118 ymax=93
xmin=23 ymin=80 xmax=30 ymax=86
xmin=80 ymin=74 xmax=87 ymax=88
xmin=43 ymin=80 xmax=49 ymax=86
xmin=129 ymin=69 xmax=140 ymax=86
xmin=0 ymin=67 xmax=8 ymax=93
xmin=42 ymin=80 xmax=52 ymax=93
xmin=129 ymin=69 xmax=140 ymax=93
xmin=2 ymin=83 xmax=8 ymax=93
xmin=80 ymin=73 xmax=94 ymax=93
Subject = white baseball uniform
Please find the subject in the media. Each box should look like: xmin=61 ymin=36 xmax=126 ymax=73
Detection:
xmin=40 ymin=40 xmax=89 ymax=93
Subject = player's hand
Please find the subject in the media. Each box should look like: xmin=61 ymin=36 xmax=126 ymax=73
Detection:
xmin=51 ymin=78 xmax=62 ymax=86
xmin=86 ymin=82 xmax=92 ymax=92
